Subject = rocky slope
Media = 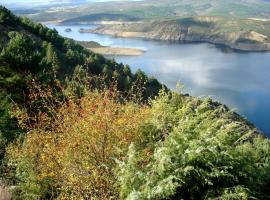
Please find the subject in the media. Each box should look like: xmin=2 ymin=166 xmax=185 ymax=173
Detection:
xmin=89 ymin=17 xmax=270 ymax=51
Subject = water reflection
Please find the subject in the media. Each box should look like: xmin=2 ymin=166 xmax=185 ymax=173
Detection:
xmin=48 ymin=24 xmax=270 ymax=135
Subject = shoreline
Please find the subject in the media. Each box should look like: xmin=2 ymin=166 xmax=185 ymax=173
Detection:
xmin=86 ymin=18 xmax=270 ymax=52
xmin=88 ymin=47 xmax=145 ymax=56
xmin=90 ymin=29 xmax=270 ymax=52
xmin=76 ymin=41 xmax=145 ymax=56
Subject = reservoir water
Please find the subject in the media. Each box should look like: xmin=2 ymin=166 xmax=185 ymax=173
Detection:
xmin=48 ymin=24 xmax=270 ymax=136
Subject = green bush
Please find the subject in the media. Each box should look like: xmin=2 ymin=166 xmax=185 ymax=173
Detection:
xmin=117 ymin=91 xmax=270 ymax=200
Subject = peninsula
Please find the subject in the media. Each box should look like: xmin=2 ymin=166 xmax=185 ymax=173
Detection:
xmin=77 ymin=41 xmax=144 ymax=56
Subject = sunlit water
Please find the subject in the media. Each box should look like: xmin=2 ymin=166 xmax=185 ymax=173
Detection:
xmin=48 ymin=24 xmax=270 ymax=136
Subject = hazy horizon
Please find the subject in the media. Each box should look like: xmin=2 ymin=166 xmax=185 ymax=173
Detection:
xmin=0 ymin=0 xmax=138 ymax=9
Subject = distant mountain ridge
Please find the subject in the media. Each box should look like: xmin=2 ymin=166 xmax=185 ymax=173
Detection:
xmin=19 ymin=0 xmax=270 ymax=22
xmin=89 ymin=16 xmax=270 ymax=51
xmin=61 ymin=13 xmax=142 ymax=24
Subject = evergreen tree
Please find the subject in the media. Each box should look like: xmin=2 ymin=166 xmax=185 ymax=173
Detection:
xmin=1 ymin=32 xmax=41 ymax=71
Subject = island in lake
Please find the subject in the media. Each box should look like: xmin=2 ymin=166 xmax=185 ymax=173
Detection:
xmin=65 ymin=28 xmax=72 ymax=32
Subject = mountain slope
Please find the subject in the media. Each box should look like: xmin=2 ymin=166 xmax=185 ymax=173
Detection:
xmin=21 ymin=0 xmax=270 ymax=22
xmin=89 ymin=17 xmax=270 ymax=51
xmin=0 ymin=5 xmax=163 ymax=157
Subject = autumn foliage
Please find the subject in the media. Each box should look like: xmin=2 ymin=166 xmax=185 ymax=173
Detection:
xmin=4 ymin=83 xmax=270 ymax=200
xmin=7 ymin=83 xmax=149 ymax=199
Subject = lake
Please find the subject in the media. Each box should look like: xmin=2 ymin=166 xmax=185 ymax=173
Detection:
xmin=48 ymin=24 xmax=270 ymax=136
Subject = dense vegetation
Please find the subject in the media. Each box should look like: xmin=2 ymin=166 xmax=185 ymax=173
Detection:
xmin=118 ymin=92 xmax=270 ymax=199
xmin=0 ymin=4 xmax=162 ymax=155
xmin=5 ymin=85 xmax=270 ymax=199
xmin=1 ymin=6 xmax=270 ymax=200
xmin=0 ymin=5 xmax=162 ymax=194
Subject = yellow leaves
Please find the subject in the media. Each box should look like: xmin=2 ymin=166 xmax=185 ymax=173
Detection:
xmin=7 ymin=89 xmax=151 ymax=199
xmin=41 ymin=154 xmax=46 ymax=161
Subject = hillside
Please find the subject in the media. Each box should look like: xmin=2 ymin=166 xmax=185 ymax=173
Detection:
xmin=61 ymin=13 xmax=142 ymax=24
xmin=20 ymin=0 xmax=270 ymax=23
xmin=0 ymin=5 xmax=162 ymax=161
xmin=0 ymin=5 xmax=162 ymax=101
xmin=1 ymin=6 xmax=270 ymax=200
xmin=89 ymin=17 xmax=270 ymax=51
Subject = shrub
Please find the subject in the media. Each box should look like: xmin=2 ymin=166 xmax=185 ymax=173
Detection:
xmin=117 ymin=91 xmax=270 ymax=200
xmin=7 ymin=86 xmax=149 ymax=199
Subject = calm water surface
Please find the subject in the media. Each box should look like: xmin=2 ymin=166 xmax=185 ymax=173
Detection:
xmin=48 ymin=24 xmax=270 ymax=136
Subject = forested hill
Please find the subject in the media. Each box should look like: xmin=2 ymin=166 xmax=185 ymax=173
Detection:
xmin=0 ymin=6 xmax=162 ymax=96
xmin=0 ymin=5 xmax=162 ymax=155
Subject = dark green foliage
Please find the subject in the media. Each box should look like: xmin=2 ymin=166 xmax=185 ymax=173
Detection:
xmin=135 ymin=69 xmax=147 ymax=82
xmin=65 ymin=65 xmax=89 ymax=98
xmin=0 ymin=6 xmax=18 ymax=25
xmin=123 ymin=65 xmax=132 ymax=76
xmin=0 ymin=58 xmax=26 ymax=151
xmin=1 ymin=32 xmax=41 ymax=72
xmin=0 ymin=94 xmax=23 ymax=159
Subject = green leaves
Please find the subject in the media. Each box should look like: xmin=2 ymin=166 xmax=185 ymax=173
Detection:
xmin=118 ymin=91 xmax=270 ymax=199
xmin=0 ymin=6 xmax=18 ymax=25
xmin=1 ymin=32 xmax=41 ymax=71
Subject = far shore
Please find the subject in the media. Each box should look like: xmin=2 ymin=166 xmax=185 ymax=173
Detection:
xmin=43 ymin=20 xmax=143 ymax=25
xmin=42 ymin=22 xmax=145 ymax=56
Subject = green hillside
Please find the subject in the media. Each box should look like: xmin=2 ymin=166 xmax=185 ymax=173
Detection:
xmin=0 ymin=5 xmax=162 ymax=164
xmin=21 ymin=0 xmax=270 ymax=23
